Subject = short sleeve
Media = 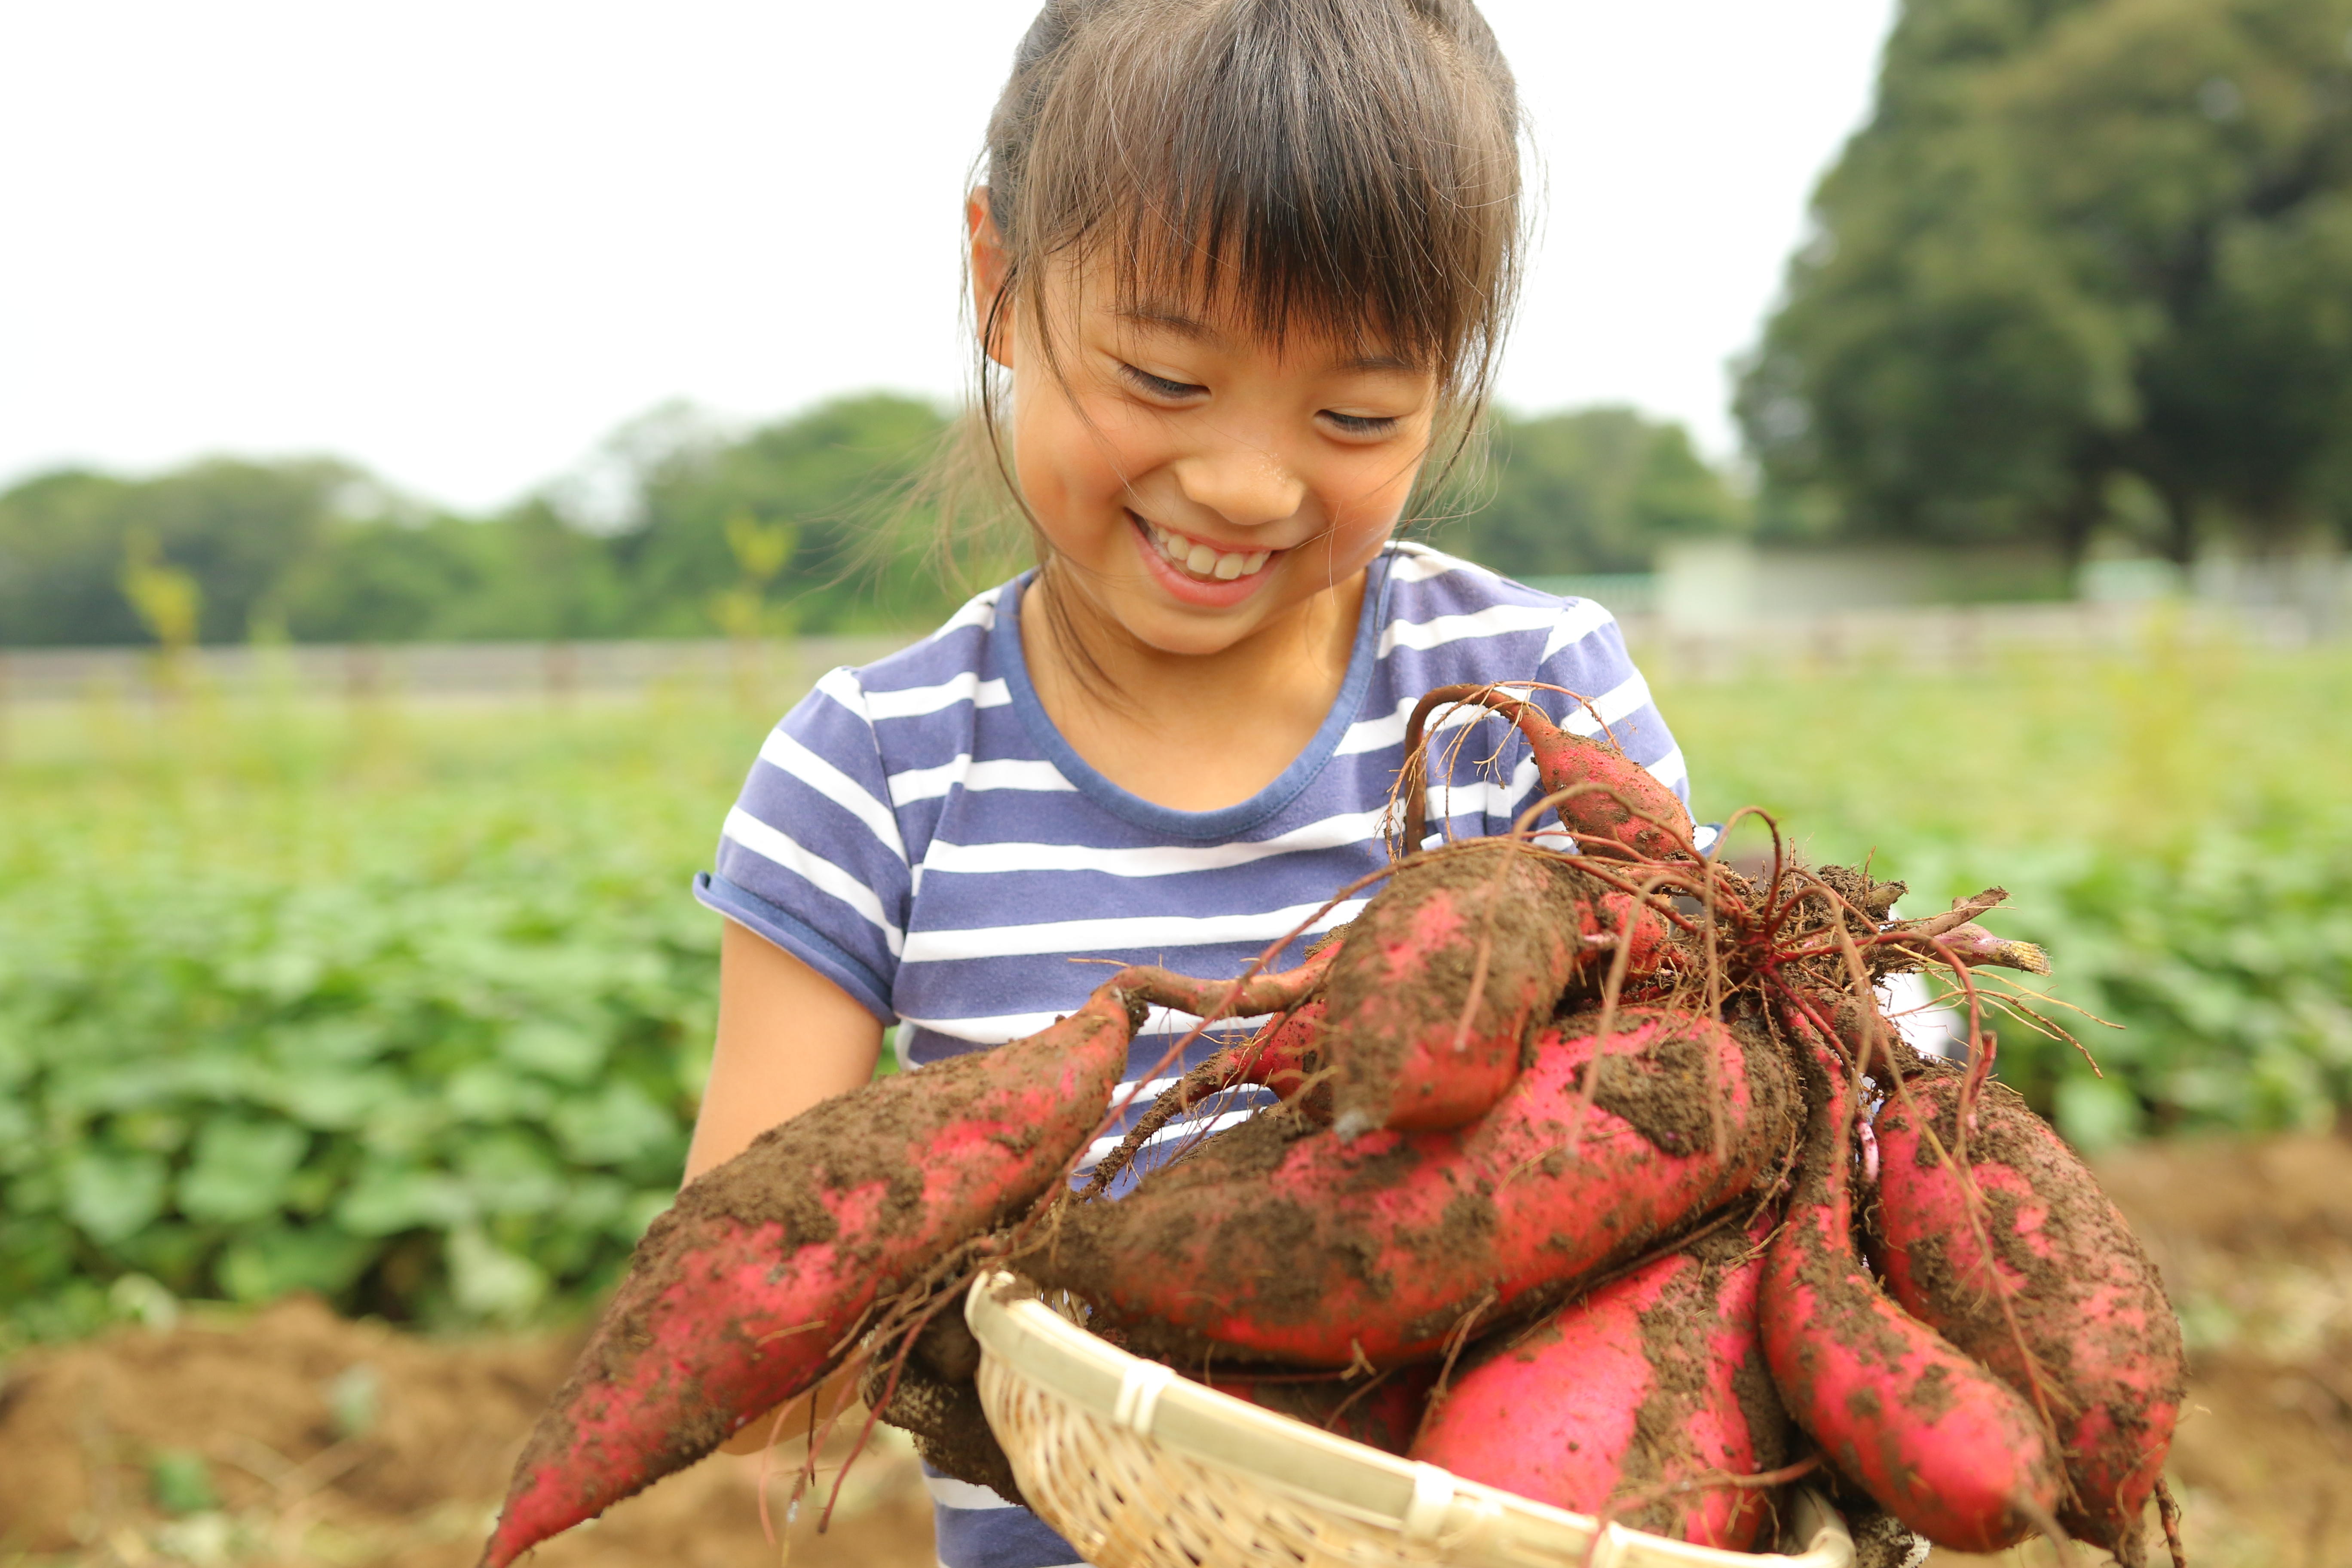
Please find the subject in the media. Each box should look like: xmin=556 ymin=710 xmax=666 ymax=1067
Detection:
xmin=1496 ymin=599 xmax=1690 ymax=836
xmin=693 ymin=668 xmax=911 ymax=1023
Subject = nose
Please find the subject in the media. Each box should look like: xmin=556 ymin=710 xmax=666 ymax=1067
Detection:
xmin=1170 ymin=438 xmax=1308 ymax=532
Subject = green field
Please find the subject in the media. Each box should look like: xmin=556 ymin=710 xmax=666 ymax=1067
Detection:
xmin=2 ymin=636 xmax=2347 ymax=1340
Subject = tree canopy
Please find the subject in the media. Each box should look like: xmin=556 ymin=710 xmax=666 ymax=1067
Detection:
xmin=1420 ymin=407 xmax=1746 ymax=578
xmin=1739 ymin=0 xmax=2352 ymax=561
xmin=0 ymin=397 xmax=1740 ymax=647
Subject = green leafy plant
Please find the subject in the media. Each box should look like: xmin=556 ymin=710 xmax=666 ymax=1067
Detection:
xmin=0 ymin=696 xmax=751 ymax=1343
xmin=1678 ymin=637 xmax=2352 ymax=1148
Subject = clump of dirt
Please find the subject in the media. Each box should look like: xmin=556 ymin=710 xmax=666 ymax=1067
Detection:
xmin=1571 ymin=1010 xmax=1718 ymax=1156
xmin=0 ymin=1295 xmax=931 ymax=1568
xmin=861 ymin=1309 xmax=1026 ymax=1507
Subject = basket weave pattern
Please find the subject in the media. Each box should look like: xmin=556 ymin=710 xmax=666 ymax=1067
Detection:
xmin=981 ymin=1353 xmax=1452 ymax=1568
xmin=968 ymin=1274 xmax=1855 ymax=1568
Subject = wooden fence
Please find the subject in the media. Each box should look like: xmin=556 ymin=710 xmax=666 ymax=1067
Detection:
xmin=0 ymin=598 xmax=2332 ymax=708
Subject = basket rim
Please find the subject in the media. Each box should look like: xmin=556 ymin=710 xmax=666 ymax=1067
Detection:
xmin=965 ymin=1270 xmax=1854 ymax=1568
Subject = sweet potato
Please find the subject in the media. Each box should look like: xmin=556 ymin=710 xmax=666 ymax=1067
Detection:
xmin=1759 ymin=1030 xmax=2061 ymax=1552
xmin=1873 ymin=1064 xmax=2185 ymax=1564
xmin=480 ymin=982 xmax=1148 ymax=1568
xmin=1405 ymin=683 xmax=1694 ymax=861
xmin=1026 ymin=1006 xmax=1796 ymax=1366
xmin=1321 ymin=842 xmax=1667 ymax=1135
xmin=1412 ymin=1217 xmax=1791 ymax=1546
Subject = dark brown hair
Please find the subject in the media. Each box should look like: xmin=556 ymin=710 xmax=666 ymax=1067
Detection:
xmin=934 ymin=0 xmax=1527 ymax=611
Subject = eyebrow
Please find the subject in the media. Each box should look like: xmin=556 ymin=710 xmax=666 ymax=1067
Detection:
xmin=1117 ymin=307 xmax=1421 ymax=377
xmin=1118 ymin=305 xmax=1222 ymax=343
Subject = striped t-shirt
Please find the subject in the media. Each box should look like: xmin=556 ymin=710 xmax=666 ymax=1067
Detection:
xmin=693 ymin=540 xmax=1686 ymax=1568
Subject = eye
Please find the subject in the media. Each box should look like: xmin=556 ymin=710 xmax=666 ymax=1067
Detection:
xmin=1119 ymin=363 xmax=1206 ymax=401
xmin=1322 ymin=410 xmax=1400 ymax=438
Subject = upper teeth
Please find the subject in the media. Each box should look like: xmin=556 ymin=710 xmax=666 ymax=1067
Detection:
xmin=1148 ymin=523 xmax=1271 ymax=582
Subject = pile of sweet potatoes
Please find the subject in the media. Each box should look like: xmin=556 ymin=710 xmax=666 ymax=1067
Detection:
xmin=481 ymin=683 xmax=2188 ymax=1568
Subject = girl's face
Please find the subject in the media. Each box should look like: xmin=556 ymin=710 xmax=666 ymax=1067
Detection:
xmin=975 ymin=205 xmax=1440 ymax=661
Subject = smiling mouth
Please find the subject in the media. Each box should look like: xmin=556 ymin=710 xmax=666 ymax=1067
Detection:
xmin=1132 ymin=512 xmax=1274 ymax=582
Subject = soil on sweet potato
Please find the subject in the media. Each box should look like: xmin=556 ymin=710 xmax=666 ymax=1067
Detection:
xmin=862 ymin=1351 xmax=1027 ymax=1508
xmin=1927 ymin=1128 xmax=2352 ymax=1568
xmin=507 ymin=994 xmax=1139 ymax=1518
xmin=1575 ymin=1013 xmax=1718 ymax=1158
xmin=1320 ymin=843 xmax=1605 ymax=1127
xmin=1025 ymin=1007 xmax=1792 ymax=1365
xmin=1873 ymin=1061 xmax=2185 ymax=1561
xmin=506 ymin=1054 xmax=982 ymax=1502
xmin=1622 ymin=1226 xmax=1791 ymax=1541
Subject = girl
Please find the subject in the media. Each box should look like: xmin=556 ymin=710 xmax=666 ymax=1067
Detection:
xmin=686 ymin=3 xmax=1687 ymax=1565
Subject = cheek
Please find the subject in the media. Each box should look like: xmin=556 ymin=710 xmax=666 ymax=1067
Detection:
xmin=1324 ymin=450 xmax=1426 ymax=539
xmin=1012 ymin=382 xmax=1162 ymax=527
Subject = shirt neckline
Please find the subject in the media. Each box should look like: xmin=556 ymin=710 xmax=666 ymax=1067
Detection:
xmin=992 ymin=547 xmax=1398 ymax=841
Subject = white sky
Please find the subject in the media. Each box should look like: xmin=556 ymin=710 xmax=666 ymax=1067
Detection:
xmin=0 ymin=1 xmax=1896 ymax=514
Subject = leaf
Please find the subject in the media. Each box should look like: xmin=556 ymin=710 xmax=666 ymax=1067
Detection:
xmin=63 ymin=1149 xmax=169 ymax=1244
xmin=455 ymin=1132 xmax=568 ymax=1217
xmin=217 ymin=1225 xmax=375 ymax=1302
xmin=549 ymin=1082 xmax=677 ymax=1167
xmin=447 ymin=1224 xmax=548 ymax=1325
xmin=337 ymin=1163 xmax=472 ymax=1237
xmin=501 ymin=1021 xmax=607 ymax=1084
xmin=2054 ymin=1075 xmax=2143 ymax=1152
xmin=263 ymin=1066 xmax=405 ymax=1132
xmin=148 ymin=1449 xmax=219 ymax=1516
xmin=178 ymin=1117 xmax=308 ymax=1226
xmin=445 ymin=1063 xmax=553 ymax=1123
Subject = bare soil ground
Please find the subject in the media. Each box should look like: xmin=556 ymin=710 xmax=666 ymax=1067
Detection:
xmin=2 ymin=1133 xmax=2346 ymax=1568
xmin=0 ymin=1300 xmax=931 ymax=1568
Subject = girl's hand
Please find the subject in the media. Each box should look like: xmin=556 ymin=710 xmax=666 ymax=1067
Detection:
xmin=691 ymin=918 xmax=887 ymax=1451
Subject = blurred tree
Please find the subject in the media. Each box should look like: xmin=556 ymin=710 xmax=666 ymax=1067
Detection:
xmin=1425 ymin=407 xmax=1747 ymax=576
xmin=0 ymin=459 xmax=357 ymax=645
xmin=0 ymin=392 xmax=1752 ymax=643
xmin=613 ymin=393 xmax=966 ymax=634
xmin=1740 ymin=0 xmax=2352 ymax=562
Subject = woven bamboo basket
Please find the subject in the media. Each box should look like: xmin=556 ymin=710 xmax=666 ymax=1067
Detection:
xmin=966 ymin=1271 xmax=1855 ymax=1568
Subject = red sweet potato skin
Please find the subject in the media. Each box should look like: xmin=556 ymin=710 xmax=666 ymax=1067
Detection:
xmin=1412 ymin=1220 xmax=1789 ymax=1546
xmin=1320 ymin=844 xmax=1663 ymax=1135
xmin=480 ymin=986 xmax=1144 ymax=1568
xmin=1406 ymin=685 xmax=1694 ymax=862
xmin=1217 ymin=997 xmax=1326 ymax=1107
xmin=1873 ymin=1068 xmax=2184 ymax=1565
xmin=1516 ymin=719 xmax=1694 ymax=864
xmin=1760 ymin=1043 xmax=2061 ymax=1553
xmin=1028 ymin=1008 xmax=1796 ymax=1366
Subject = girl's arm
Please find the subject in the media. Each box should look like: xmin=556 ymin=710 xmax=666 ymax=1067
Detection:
xmin=688 ymin=916 xmax=888 ymax=1452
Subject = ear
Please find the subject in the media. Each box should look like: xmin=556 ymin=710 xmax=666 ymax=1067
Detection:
xmin=967 ymin=189 xmax=1015 ymax=369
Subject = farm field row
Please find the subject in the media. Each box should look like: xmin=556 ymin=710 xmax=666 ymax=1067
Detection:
xmin=0 ymin=642 xmax=2346 ymax=1339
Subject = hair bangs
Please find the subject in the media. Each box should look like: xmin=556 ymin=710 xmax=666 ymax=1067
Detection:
xmin=994 ymin=0 xmax=1523 ymax=402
